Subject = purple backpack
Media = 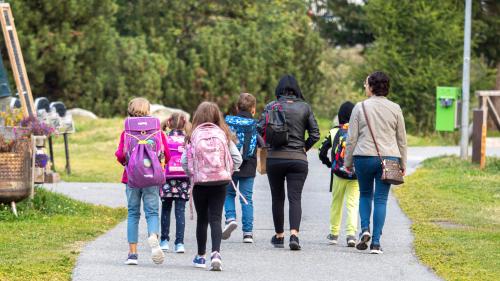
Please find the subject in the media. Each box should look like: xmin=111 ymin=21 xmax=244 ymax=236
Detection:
xmin=124 ymin=117 xmax=166 ymax=188
xmin=165 ymin=132 xmax=187 ymax=179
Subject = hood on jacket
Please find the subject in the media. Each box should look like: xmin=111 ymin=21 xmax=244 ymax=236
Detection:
xmin=275 ymin=74 xmax=304 ymax=100
xmin=338 ymin=101 xmax=355 ymax=124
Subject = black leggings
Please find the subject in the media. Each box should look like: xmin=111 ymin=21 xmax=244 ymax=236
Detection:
xmin=192 ymin=184 xmax=227 ymax=255
xmin=266 ymin=158 xmax=309 ymax=233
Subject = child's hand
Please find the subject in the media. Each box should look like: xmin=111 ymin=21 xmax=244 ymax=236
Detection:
xmin=345 ymin=166 xmax=353 ymax=173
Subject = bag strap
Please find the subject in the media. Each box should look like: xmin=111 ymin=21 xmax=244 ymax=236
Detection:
xmin=361 ymin=102 xmax=385 ymax=167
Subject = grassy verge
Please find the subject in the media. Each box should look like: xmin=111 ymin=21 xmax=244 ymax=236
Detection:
xmin=52 ymin=117 xmax=123 ymax=182
xmin=0 ymin=188 xmax=126 ymax=281
xmin=393 ymin=157 xmax=500 ymax=281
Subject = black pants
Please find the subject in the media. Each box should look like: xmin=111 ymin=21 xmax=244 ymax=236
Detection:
xmin=192 ymin=184 xmax=227 ymax=255
xmin=266 ymin=158 xmax=309 ymax=233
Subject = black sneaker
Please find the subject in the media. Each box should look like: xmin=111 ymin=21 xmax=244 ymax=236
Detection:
xmin=346 ymin=235 xmax=356 ymax=247
xmin=356 ymin=230 xmax=371 ymax=251
xmin=326 ymin=234 xmax=338 ymax=245
xmin=370 ymin=244 xmax=383 ymax=254
xmin=289 ymin=235 xmax=301 ymax=251
xmin=271 ymin=235 xmax=284 ymax=248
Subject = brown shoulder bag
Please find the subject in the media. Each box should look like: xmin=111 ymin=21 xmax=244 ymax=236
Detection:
xmin=362 ymin=102 xmax=404 ymax=185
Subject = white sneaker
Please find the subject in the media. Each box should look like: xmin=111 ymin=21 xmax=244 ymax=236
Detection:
xmin=222 ymin=221 xmax=238 ymax=240
xmin=210 ymin=251 xmax=222 ymax=271
xmin=160 ymin=239 xmax=169 ymax=252
xmin=148 ymin=235 xmax=165 ymax=264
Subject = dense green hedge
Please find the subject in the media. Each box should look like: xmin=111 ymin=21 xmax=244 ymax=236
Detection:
xmin=7 ymin=0 xmax=323 ymax=116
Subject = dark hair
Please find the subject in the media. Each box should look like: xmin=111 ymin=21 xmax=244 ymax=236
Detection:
xmin=367 ymin=71 xmax=390 ymax=96
xmin=237 ymin=93 xmax=256 ymax=112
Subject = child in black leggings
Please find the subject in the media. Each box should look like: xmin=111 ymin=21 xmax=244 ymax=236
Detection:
xmin=182 ymin=102 xmax=242 ymax=271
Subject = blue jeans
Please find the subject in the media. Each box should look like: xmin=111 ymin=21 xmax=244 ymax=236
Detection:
xmin=224 ymin=176 xmax=255 ymax=234
xmin=354 ymin=156 xmax=400 ymax=246
xmin=161 ymin=198 xmax=186 ymax=244
xmin=126 ymin=185 xmax=160 ymax=243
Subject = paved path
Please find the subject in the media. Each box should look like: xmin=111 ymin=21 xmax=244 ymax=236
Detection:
xmin=45 ymin=147 xmax=500 ymax=281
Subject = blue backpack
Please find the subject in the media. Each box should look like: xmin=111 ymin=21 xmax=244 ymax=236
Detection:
xmin=225 ymin=115 xmax=258 ymax=160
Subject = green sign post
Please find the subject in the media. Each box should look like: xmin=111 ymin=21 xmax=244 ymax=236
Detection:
xmin=435 ymin=86 xmax=461 ymax=132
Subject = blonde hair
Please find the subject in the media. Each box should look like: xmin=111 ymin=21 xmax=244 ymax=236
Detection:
xmin=163 ymin=112 xmax=191 ymax=132
xmin=186 ymin=102 xmax=235 ymax=144
xmin=127 ymin=98 xmax=151 ymax=117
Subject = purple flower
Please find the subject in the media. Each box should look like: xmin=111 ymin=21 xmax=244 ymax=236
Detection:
xmin=35 ymin=154 xmax=49 ymax=168
xmin=19 ymin=116 xmax=55 ymax=136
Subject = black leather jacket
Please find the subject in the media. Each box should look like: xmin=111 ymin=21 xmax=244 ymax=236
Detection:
xmin=258 ymin=96 xmax=320 ymax=154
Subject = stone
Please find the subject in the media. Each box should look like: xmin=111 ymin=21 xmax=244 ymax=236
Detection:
xmin=150 ymin=104 xmax=190 ymax=121
xmin=67 ymin=108 xmax=98 ymax=119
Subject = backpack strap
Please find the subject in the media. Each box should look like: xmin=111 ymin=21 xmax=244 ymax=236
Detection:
xmin=329 ymin=128 xmax=339 ymax=144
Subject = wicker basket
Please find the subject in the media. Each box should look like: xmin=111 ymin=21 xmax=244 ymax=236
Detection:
xmin=0 ymin=138 xmax=33 ymax=204
xmin=0 ymin=152 xmax=27 ymax=180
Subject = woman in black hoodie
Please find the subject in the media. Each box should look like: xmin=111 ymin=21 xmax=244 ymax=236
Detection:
xmin=258 ymin=75 xmax=320 ymax=250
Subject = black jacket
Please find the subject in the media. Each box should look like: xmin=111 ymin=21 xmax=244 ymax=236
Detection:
xmin=233 ymin=111 xmax=265 ymax=178
xmin=258 ymin=75 xmax=320 ymax=159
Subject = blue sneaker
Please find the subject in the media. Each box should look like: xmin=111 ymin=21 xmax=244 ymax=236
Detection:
xmin=193 ymin=255 xmax=206 ymax=268
xmin=175 ymin=243 xmax=185 ymax=253
xmin=210 ymin=251 xmax=222 ymax=271
xmin=160 ymin=240 xmax=169 ymax=252
xmin=124 ymin=253 xmax=138 ymax=265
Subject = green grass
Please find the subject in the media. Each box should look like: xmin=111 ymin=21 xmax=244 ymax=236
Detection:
xmin=393 ymin=157 xmax=500 ymax=281
xmin=0 ymin=188 xmax=126 ymax=281
xmin=52 ymin=117 xmax=124 ymax=182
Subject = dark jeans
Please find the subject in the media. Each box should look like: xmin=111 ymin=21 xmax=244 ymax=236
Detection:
xmin=160 ymin=198 xmax=186 ymax=244
xmin=354 ymin=156 xmax=400 ymax=245
xmin=193 ymin=184 xmax=227 ymax=255
xmin=266 ymin=158 xmax=309 ymax=233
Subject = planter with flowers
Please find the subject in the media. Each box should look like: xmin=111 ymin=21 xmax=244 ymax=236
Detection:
xmin=0 ymin=110 xmax=55 ymax=205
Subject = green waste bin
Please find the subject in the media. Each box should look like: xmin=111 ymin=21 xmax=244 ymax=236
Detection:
xmin=435 ymin=87 xmax=460 ymax=132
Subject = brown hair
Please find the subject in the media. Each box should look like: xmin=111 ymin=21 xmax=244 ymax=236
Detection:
xmin=186 ymin=101 xmax=235 ymax=144
xmin=163 ymin=112 xmax=191 ymax=132
xmin=128 ymin=97 xmax=151 ymax=117
xmin=237 ymin=92 xmax=256 ymax=112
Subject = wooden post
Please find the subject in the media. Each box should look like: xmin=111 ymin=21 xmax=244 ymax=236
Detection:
xmin=472 ymin=109 xmax=483 ymax=165
xmin=480 ymin=96 xmax=488 ymax=169
xmin=64 ymin=133 xmax=71 ymax=174
xmin=48 ymin=135 xmax=55 ymax=172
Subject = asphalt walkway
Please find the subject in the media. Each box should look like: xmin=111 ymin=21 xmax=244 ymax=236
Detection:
xmin=44 ymin=147 xmax=500 ymax=281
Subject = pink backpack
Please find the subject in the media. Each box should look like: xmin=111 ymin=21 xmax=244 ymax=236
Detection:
xmin=187 ymin=123 xmax=233 ymax=185
xmin=166 ymin=133 xmax=187 ymax=179
xmin=124 ymin=117 xmax=166 ymax=188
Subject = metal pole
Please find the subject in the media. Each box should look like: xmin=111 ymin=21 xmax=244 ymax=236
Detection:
xmin=460 ymin=0 xmax=472 ymax=159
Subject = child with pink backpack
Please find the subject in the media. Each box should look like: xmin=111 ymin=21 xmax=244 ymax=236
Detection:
xmin=159 ymin=113 xmax=191 ymax=254
xmin=115 ymin=97 xmax=170 ymax=266
xmin=181 ymin=102 xmax=242 ymax=271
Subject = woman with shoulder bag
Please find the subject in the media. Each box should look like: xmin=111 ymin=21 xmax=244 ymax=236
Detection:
xmin=344 ymin=71 xmax=407 ymax=254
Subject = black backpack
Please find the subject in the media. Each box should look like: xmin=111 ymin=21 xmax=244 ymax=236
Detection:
xmin=263 ymin=101 xmax=288 ymax=147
